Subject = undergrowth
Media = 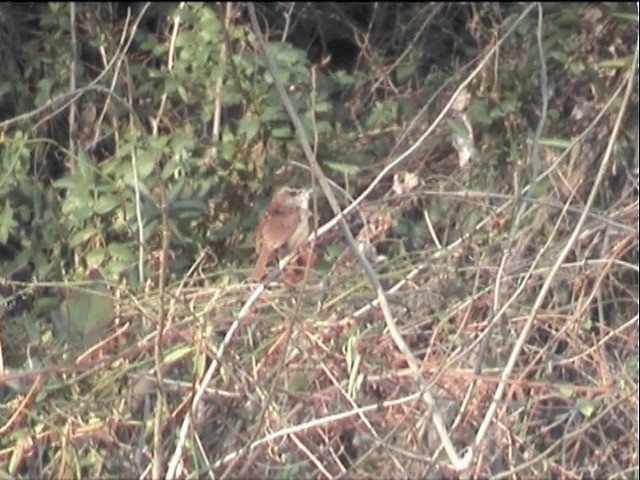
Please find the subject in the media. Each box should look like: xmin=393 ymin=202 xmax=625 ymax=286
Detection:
xmin=0 ymin=3 xmax=638 ymax=478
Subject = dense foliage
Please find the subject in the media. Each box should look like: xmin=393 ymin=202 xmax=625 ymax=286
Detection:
xmin=0 ymin=3 xmax=637 ymax=478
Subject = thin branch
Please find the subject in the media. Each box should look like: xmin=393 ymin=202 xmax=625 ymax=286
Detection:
xmin=307 ymin=5 xmax=537 ymax=248
xmin=473 ymin=27 xmax=639 ymax=452
xmin=529 ymin=3 xmax=549 ymax=186
xmin=69 ymin=3 xmax=77 ymax=155
xmin=246 ymin=3 xmax=472 ymax=470
xmin=0 ymin=4 xmax=147 ymax=133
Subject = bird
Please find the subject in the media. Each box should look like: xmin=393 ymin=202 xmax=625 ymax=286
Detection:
xmin=250 ymin=187 xmax=313 ymax=281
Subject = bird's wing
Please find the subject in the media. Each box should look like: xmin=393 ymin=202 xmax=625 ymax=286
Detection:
xmin=262 ymin=213 xmax=301 ymax=251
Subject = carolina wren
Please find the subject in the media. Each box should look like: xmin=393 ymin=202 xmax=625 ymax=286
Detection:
xmin=250 ymin=187 xmax=312 ymax=281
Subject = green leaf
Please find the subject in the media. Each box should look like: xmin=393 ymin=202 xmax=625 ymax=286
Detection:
xmin=271 ymin=126 xmax=292 ymax=139
xmin=612 ymin=12 xmax=640 ymax=22
xmin=0 ymin=81 xmax=13 ymax=97
xmin=324 ymin=161 xmax=360 ymax=176
xmin=468 ymin=100 xmax=492 ymax=127
xmin=579 ymin=316 xmax=592 ymax=331
xmin=315 ymin=120 xmax=333 ymax=134
xmin=558 ymin=385 xmax=573 ymax=398
xmin=175 ymin=31 xmax=196 ymax=48
xmin=134 ymin=149 xmax=156 ymax=180
xmin=366 ymin=100 xmax=396 ymax=128
xmin=94 ymin=194 xmax=120 ymax=214
xmin=169 ymin=129 xmax=194 ymax=152
xmin=261 ymin=105 xmax=288 ymax=122
xmin=164 ymin=345 xmax=193 ymax=364
xmin=108 ymin=242 xmax=136 ymax=262
xmin=35 ymin=78 xmax=54 ymax=107
xmin=397 ymin=60 xmax=415 ymax=84
xmin=237 ymin=117 xmax=261 ymax=141
xmin=52 ymin=177 xmax=79 ymax=189
xmin=178 ymin=85 xmax=189 ymax=103
xmin=56 ymin=276 xmax=114 ymax=348
xmin=446 ymin=118 xmax=470 ymax=138
xmin=529 ymin=181 xmax=549 ymax=199
xmin=164 ymin=75 xmax=181 ymax=95
xmin=62 ymin=193 xmax=94 ymax=223
xmin=85 ymin=249 xmax=106 ymax=269
xmin=323 ymin=244 xmax=343 ymax=260
xmin=77 ymin=149 xmax=96 ymax=182
xmin=539 ymin=137 xmax=572 ymax=149
xmin=287 ymin=373 xmax=309 ymax=392
xmin=0 ymin=224 xmax=9 ymax=245
xmin=331 ymin=70 xmax=354 ymax=87
xmin=576 ymin=397 xmax=596 ymax=418
xmin=172 ymin=198 xmax=207 ymax=218
xmin=596 ymin=56 xmax=634 ymax=69
xmin=69 ymin=226 xmax=97 ymax=248
xmin=0 ymin=201 xmax=18 ymax=244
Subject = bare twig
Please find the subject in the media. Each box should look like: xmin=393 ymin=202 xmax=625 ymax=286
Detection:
xmin=307 ymin=5 xmax=537 ymax=248
xmin=473 ymin=27 xmax=639 ymax=452
xmin=0 ymin=5 xmax=146 ymax=133
xmin=529 ymin=3 xmax=550 ymax=186
xmin=246 ymin=3 xmax=481 ymax=471
xmin=69 ymin=4 xmax=77 ymax=155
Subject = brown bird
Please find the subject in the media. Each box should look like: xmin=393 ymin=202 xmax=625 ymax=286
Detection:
xmin=250 ymin=187 xmax=312 ymax=281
